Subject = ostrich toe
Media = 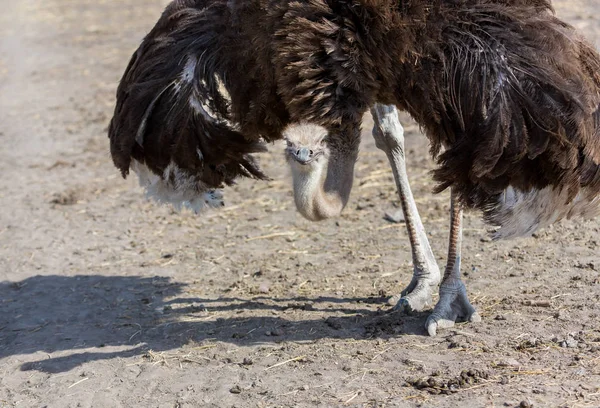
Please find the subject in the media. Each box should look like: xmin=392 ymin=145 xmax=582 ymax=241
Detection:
xmin=425 ymin=278 xmax=480 ymax=336
xmin=389 ymin=271 xmax=440 ymax=313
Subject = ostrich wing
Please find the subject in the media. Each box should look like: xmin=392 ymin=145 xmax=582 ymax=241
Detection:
xmin=108 ymin=0 xmax=284 ymax=192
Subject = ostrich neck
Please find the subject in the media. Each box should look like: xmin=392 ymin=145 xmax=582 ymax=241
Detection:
xmin=292 ymin=146 xmax=358 ymax=221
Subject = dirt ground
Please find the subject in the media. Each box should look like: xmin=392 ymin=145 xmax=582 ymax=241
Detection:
xmin=0 ymin=1 xmax=599 ymax=407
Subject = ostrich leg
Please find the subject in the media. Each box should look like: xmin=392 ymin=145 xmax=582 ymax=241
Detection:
xmin=425 ymin=190 xmax=481 ymax=336
xmin=370 ymin=104 xmax=441 ymax=312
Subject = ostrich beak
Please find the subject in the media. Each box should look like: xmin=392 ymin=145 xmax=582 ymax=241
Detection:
xmin=293 ymin=147 xmax=313 ymax=165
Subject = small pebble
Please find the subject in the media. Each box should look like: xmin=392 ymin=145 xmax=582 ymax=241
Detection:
xmin=189 ymin=303 xmax=205 ymax=312
xmin=560 ymin=337 xmax=578 ymax=348
xmin=230 ymin=385 xmax=242 ymax=394
xmin=384 ymin=209 xmax=404 ymax=223
xmin=498 ymin=358 xmax=521 ymax=368
xmin=554 ymin=310 xmax=569 ymax=320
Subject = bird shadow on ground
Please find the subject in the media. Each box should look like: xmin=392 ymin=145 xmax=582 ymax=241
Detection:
xmin=0 ymin=275 xmax=431 ymax=374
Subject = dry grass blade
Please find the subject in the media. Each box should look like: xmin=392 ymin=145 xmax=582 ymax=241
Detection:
xmin=377 ymin=224 xmax=402 ymax=231
xmin=265 ymin=356 xmax=305 ymax=370
xmin=191 ymin=345 xmax=217 ymax=351
xmin=343 ymin=390 xmax=362 ymax=405
xmin=370 ymin=347 xmax=392 ymax=361
xmin=509 ymin=370 xmax=548 ymax=375
xmin=68 ymin=377 xmax=89 ymax=389
xmin=522 ymin=300 xmax=551 ymax=307
xmin=246 ymin=231 xmax=296 ymax=242
xmin=456 ymin=382 xmax=491 ymax=392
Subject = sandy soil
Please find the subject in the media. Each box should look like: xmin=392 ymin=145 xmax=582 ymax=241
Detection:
xmin=0 ymin=1 xmax=599 ymax=407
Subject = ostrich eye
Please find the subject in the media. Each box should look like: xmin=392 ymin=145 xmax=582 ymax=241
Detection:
xmin=286 ymin=140 xmax=292 ymax=147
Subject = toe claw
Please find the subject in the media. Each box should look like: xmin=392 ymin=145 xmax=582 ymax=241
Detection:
xmin=387 ymin=293 xmax=402 ymax=307
xmin=426 ymin=317 xmax=438 ymax=337
xmin=393 ymin=297 xmax=412 ymax=313
xmin=426 ymin=313 xmax=458 ymax=336
xmin=469 ymin=311 xmax=482 ymax=323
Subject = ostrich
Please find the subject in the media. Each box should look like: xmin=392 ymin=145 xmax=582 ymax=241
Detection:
xmin=109 ymin=0 xmax=600 ymax=335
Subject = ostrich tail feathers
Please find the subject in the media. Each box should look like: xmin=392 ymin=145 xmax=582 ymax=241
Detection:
xmin=484 ymin=186 xmax=600 ymax=240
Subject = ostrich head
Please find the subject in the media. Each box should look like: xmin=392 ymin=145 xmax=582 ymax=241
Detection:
xmin=283 ymin=123 xmax=330 ymax=172
xmin=282 ymin=123 xmax=358 ymax=221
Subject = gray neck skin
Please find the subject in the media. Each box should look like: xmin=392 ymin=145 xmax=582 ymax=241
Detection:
xmin=290 ymin=144 xmax=358 ymax=221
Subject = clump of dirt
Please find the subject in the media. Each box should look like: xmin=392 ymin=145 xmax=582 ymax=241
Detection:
xmin=406 ymin=369 xmax=491 ymax=395
xmin=363 ymin=310 xmax=403 ymax=337
xmin=49 ymin=189 xmax=79 ymax=205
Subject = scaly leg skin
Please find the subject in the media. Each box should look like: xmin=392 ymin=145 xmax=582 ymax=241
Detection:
xmin=370 ymin=104 xmax=441 ymax=312
xmin=426 ymin=190 xmax=481 ymax=336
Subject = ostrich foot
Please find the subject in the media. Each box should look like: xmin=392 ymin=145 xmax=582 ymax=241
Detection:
xmin=425 ymin=278 xmax=480 ymax=336
xmin=389 ymin=266 xmax=441 ymax=313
